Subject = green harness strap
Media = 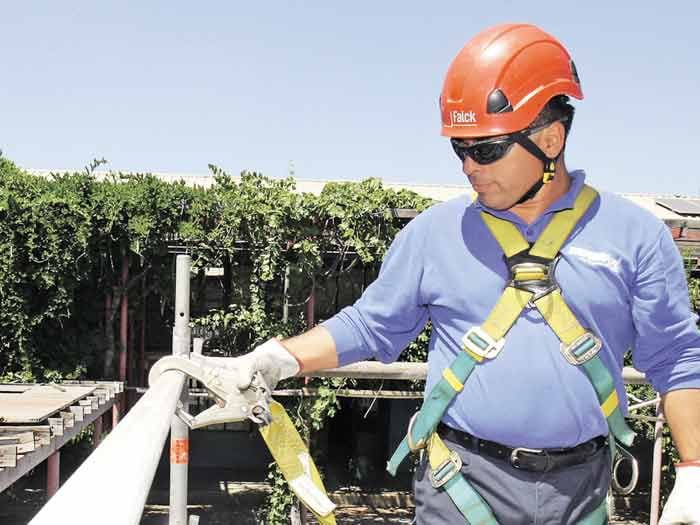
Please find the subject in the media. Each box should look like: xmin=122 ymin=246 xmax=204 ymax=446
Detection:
xmin=387 ymin=185 xmax=634 ymax=525
xmin=578 ymin=498 xmax=609 ymax=525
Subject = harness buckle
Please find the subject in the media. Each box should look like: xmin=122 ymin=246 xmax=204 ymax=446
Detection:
xmin=462 ymin=327 xmax=505 ymax=361
xmin=406 ymin=413 xmax=428 ymax=453
xmin=509 ymin=258 xmax=560 ymax=306
xmin=560 ymin=331 xmax=602 ymax=365
xmin=429 ymin=450 xmax=463 ymax=488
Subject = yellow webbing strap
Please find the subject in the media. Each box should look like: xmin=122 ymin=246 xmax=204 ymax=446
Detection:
xmin=481 ymin=286 xmax=533 ymax=341
xmin=259 ymin=400 xmax=336 ymax=524
xmin=601 ymin=390 xmax=619 ymax=418
xmin=427 ymin=432 xmax=453 ymax=470
xmin=443 ymin=368 xmax=464 ymax=392
xmin=529 ymin=185 xmax=598 ymax=259
xmin=532 ymin=290 xmax=587 ymax=346
xmin=481 ymin=184 xmax=598 ymax=261
xmin=426 ymin=433 xmax=499 ymax=524
xmin=481 ymin=213 xmax=529 ymax=257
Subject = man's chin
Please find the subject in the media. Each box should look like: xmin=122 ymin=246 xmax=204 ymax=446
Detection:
xmin=478 ymin=195 xmax=512 ymax=211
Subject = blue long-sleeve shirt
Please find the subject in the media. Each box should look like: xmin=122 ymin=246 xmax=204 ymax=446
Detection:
xmin=322 ymin=171 xmax=700 ymax=448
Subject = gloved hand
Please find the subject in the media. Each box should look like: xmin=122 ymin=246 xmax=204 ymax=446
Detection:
xmin=192 ymin=338 xmax=300 ymax=391
xmin=659 ymin=462 xmax=700 ymax=525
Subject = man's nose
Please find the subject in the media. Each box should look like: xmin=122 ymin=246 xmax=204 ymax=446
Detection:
xmin=462 ymin=156 xmax=480 ymax=176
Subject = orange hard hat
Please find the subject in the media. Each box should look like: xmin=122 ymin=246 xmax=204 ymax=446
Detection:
xmin=440 ymin=23 xmax=583 ymax=138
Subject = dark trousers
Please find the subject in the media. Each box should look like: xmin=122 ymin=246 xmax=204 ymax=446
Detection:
xmin=413 ymin=433 xmax=611 ymax=525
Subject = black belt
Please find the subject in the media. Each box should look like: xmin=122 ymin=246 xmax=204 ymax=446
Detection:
xmin=437 ymin=423 xmax=607 ymax=473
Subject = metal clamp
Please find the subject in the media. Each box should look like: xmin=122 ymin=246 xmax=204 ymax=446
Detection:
xmin=462 ymin=326 xmax=505 ymax=361
xmin=148 ymin=355 xmax=272 ymax=429
xmin=560 ymin=332 xmax=602 ymax=365
xmin=429 ymin=450 xmax=463 ymax=488
xmin=406 ymin=413 xmax=428 ymax=453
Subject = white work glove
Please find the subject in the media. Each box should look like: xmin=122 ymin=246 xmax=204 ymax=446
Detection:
xmin=192 ymin=338 xmax=300 ymax=391
xmin=659 ymin=462 xmax=700 ymax=525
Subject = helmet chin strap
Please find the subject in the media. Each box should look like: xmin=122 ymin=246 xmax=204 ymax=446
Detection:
xmin=511 ymin=132 xmax=558 ymax=205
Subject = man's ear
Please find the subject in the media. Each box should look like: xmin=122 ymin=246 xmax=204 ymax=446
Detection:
xmin=539 ymin=121 xmax=566 ymax=158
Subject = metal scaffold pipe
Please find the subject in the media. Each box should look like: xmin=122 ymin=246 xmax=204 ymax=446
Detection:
xmin=170 ymin=254 xmax=192 ymax=524
xmin=28 ymin=369 xmax=186 ymax=525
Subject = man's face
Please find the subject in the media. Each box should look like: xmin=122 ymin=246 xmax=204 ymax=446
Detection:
xmin=453 ymin=121 xmax=565 ymax=211
xmin=459 ymin=130 xmax=547 ymax=211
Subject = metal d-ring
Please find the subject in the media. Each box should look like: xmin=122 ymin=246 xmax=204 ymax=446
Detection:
xmin=611 ymin=446 xmax=639 ymax=495
xmin=407 ymin=413 xmax=428 ymax=453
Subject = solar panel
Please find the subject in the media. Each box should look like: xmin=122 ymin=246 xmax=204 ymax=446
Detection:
xmin=655 ymin=198 xmax=700 ymax=216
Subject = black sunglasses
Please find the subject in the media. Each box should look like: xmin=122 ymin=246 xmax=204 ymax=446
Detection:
xmin=450 ymin=119 xmax=565 ymax=165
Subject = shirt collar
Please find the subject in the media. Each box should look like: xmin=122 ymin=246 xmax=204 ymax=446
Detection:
xmin=473 ymin=170 xmax=587 ymax=222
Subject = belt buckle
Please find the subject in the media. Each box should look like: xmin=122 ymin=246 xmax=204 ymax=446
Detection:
xmin=462 ymin=327 xmax=505 ymax=362
xmin=509 ymin=447 xmax=544 ymax=469
xmin=561 ymin=331 xmax=602 ymax=365
xmin=429 ymin=450 xmax=463 ymax=488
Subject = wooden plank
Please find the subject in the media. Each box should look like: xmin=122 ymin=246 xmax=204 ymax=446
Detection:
xmin=104 ymin=385 xmax=115 ymax=400
xmin=0 ymin=385 xmax=97 ymax=423
xmin=48 ymin=417 xmax=64 ymax=437
xmin=70 ymin=405 xmax=84 ymax=422
xmin=302 ymin=361 xmax=647 ymax=384
xmin=302 ymin=361 xmax=428 ymax=381
xmin=60 ymin=411 xmax=75 ymax=429
xmin=0 ymin=445 xmax=17 ymax=468
xmin=87 ymin=395 xmax=99 ymax=410
xmin=104 ymin=384 xmax=115 ymax=399
xmin=0 ymin=426 xmax=52 ymax=446
xmin=0 ymin=432 xmax=35 ymax=453
xmin=79 ymin=399 xmax=93 ymax=415
xmin=0 ymin=395 xmax=117 ymax=493
xmin=0 ymin=385 xmax=32 ymax=393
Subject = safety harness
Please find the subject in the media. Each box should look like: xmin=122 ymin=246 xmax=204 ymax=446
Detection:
xmin=387 ymin=184 xmax=636 ymax=524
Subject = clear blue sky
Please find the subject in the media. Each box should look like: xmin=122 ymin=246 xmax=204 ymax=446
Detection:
xmin=2 ymin=1 xmax=699 ymax=195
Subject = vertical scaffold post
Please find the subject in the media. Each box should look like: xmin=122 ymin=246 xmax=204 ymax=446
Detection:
xmin=170 ymin=255 xmax=192 ymax=525
xmin=649 ymin=398 xmax=664 ymax=525
xmin=46 ymin=451 xmax=60 ymax=498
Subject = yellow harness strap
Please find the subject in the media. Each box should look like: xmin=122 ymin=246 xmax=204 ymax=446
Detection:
xmin=529 ymin=185 xmax=598 ymax=260
xmin=533 ymin=289 xmax=588 ymax=346
xmin=259 ymin=400 xmax=337 ymax=524
xmin=481 ymin=214 xmax=529 ymax=257
xmin=478 ymin=287 xmax=533 ymax=348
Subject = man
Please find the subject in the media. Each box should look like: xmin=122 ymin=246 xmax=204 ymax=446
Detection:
xmin=212 ymin=24 xmax=700 ymax=524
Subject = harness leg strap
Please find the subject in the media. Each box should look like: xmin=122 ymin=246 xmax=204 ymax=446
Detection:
xmin=426 ymin=433 xmax=499 ymax=525
xmin=576 ymin=497 xmax=608 ymax=525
